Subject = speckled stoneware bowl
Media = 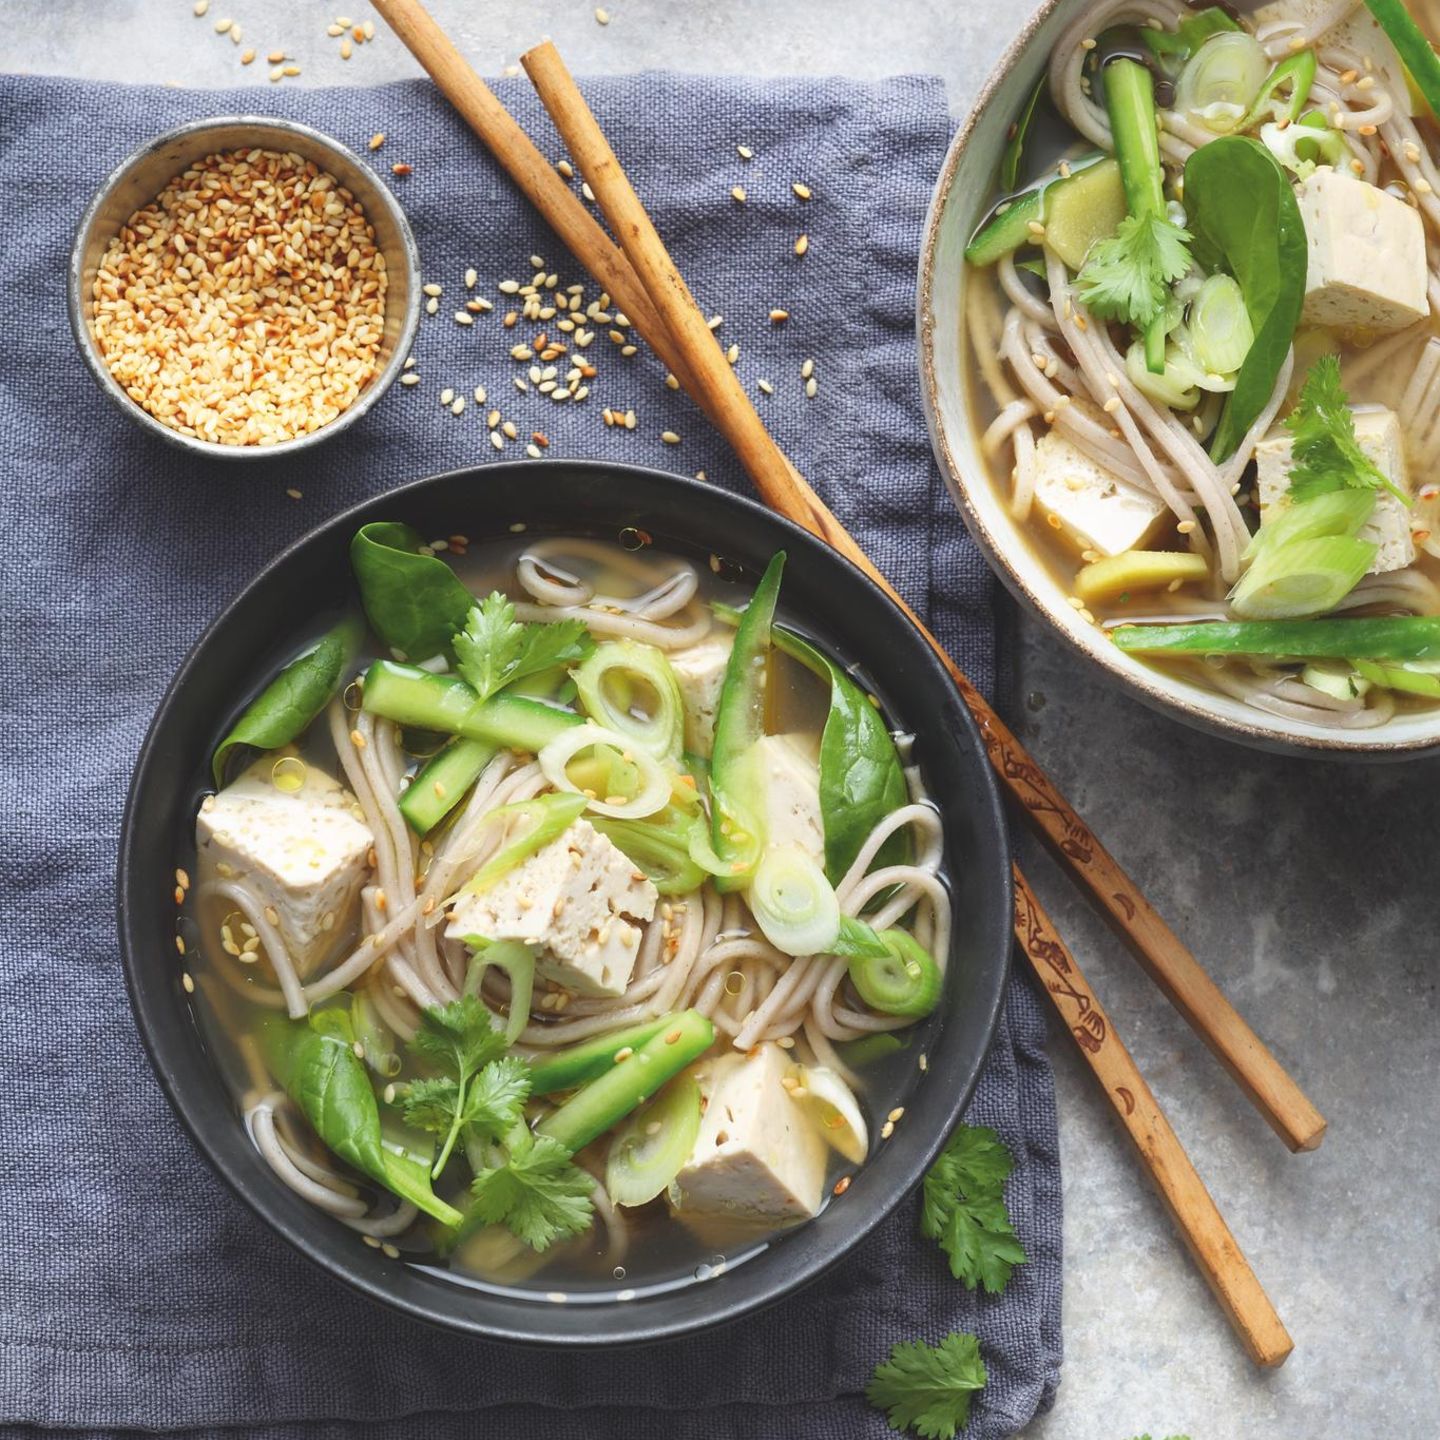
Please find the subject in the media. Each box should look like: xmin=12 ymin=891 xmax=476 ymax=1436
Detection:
xmin=69 ymin=115 xmax=421 ymax=461
xmin=917 ymin=0 xmax=1440 ymax=759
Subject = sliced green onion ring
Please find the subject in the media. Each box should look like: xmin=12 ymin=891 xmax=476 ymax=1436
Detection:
xmin=539 ymin=722 xmax=672 ymax=819
xmin=605 ymin=1074 xmax=703 ymax=1207
xmin=787 ymin=1063 xmax=868 ymax=1163
xmin=748 ymin=844 xmax=841 ymax=958
xmin=1230 ymin=535 xmax=1376 ymax=620
xmin=848 ymin=929 xmax=942 ymax=1019
xmin=573 ymin=640 xmax=685 ymax=762
xmin=1175 ymin=31 xmax=1269 ymax=134
xmin=459 ymin=792 xmax=589 ymax=895
xmin=1188 ymin=274 xmax=1255 ymax=376
xmin=461 ymin=938 xmax=536 ymax=1044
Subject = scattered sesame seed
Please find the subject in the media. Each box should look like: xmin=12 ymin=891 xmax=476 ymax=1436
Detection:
xmin=454 ymin=311 xmax=474 ymax=326
xmin=731 ymin=185 xmax=747 ymax=203
xmin=391 ymin=162 xmax=411 ymax=175
xmin=791 ymin=181 xmax=812 ymax=200
xmin=582 ymin=181 xmax=596 ymax=201
xmin=800 ymin=357 xmax=814 ymax=379
xmin=737 ymin=144 xmax=753 ymax=160
xmin=451 ymin=396 xmax=465 ymax=415
xmin=661 ymin=430 xmax=681 ymax=445
xmin=769 ymin=309 xmax=789 ymax=323
xmin=833 ymin=1175 xmax=851 ymax=1196
xmin=595 ymin=6 xmax=610 ymax=22
xmin=440 ymin=388 xmax=454 ymax=405
xmin=268 ymin=65 xmax=285 ymax=82
xmin=182 ymin=972 xmax=196 ymax=993
xmin=369 ymin=132 xmax=385 ymax=151
xmin=214 ymin=16 xmax=232 ymax=34
xmin=757 ymin=378 xmax=774 ymax=395
xmin=340 ymin=38 xmax=353 ymax=58
xmin=794 ymin=234 xmax=809 ymax=256
xmin=282 ymin=63 xmax=300 ymax=76
xmin=556 ymin=159 xmax=575 ymax=179
xmin=286 ymin=487 xmax=302 ymax=500
xmin=193 ymin=0 xmax=208 ymax=13
xmin=399 ymin=372 xmax=419 ymax=387
xmin=805 ymin=377 xmax=817 ymax=398
xmin=240 ymin=47 xmax=255 ymax=64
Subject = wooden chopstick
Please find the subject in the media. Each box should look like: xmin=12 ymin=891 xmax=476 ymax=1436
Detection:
xmin=367 ymin=1 xmax=1324 ymax=1154
xmin=518 ymin=44 xmax=1295 ymax=1367
xmin=1013 ymin=869 xmax=1293 ymax=1367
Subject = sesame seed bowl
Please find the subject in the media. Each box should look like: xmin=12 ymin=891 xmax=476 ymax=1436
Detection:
xmin=69 ymin=115 xmax=421 ymax=460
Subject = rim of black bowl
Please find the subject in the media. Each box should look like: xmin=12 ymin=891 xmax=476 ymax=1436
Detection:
xmin=117 ymin=459 xmax=1013 ymax=1346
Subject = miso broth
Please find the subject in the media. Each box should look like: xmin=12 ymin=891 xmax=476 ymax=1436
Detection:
xmin=178 ymin=528 xmax=952 ymax=1298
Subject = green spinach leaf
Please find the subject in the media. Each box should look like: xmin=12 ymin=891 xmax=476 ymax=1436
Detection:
xmin=211 ymin=614 xmax=363 ymax=787
xmin=265 ymin=1009 xmax=463 ymax=1227
xmin=351 ymin=522 xmax=474 ymax=663
xmin=773 ymin=626 xmax=910 ymax=884
xmin=1183 ymin=136 xmax=1307 ymax=463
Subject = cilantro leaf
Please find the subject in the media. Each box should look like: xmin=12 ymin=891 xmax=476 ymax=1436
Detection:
xmin=453 ymin=593 xmax=524 ymax=700
xmin=401 ymin=1076 xmax=463 ymax=1136
xmin=866 ymin=1333 xmax=987 ymax=1439
xmin=409 ymin=996 xmax=508 ymax=1083
xmin=469 ymin=1132 xmax=595 ymax=1251
xmin=1076 ymin=213 xmax=1193 ymax=327
xmin=460 ymin=1055 xmax=531 ymax=1140
xmin=920 ymin=1125 xmax=1028 ymax=1295
xmin=452 ymin=593 xmax=595 ymax=702
xmin=1286 ymin=354 xmax=1406 ymax=504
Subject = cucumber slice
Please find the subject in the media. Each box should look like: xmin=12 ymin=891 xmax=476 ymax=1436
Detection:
xmin=963 ymin=153 xmax=1111 ymax=268
xmin=1041 ymin=157 xmax=1126 ymax=270
xmin=525 ymin=1019 xmax=673 ymax=1095
xmin=399 ymin=736 xmax=496 ymax=834
xmin=604 ymin=1074 xmax=702 ymax=1207
xmin=849 ymin=929 xmax=942 ymax=1019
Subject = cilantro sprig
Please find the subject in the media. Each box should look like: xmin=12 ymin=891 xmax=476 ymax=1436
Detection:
xmin=453 ymin=592 xmax=593 ymax=701
xmin=866 ymin=1333 xmax=988 ymax=1439
xmin=920 ymin=1125 xmax=1028 ymax=1294
xmin=399 ymin=996 xmax=594 ymax=1252
xmin=1285 ymin=354 xmax=1408 ymax=505
xmin=1077 ymin=211 xmax=1193 ymax=329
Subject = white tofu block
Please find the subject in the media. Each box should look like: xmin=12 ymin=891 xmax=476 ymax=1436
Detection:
xmin=446 ymin=818 xmax=657 ymax=997
xmin=1254 ymin=406 xmax=1415 ymax=573
xmin=1030 ymin=432 xmax=1168 ymax=557
xmin=749 ymin=733 xmax=825 ymax=863
xmin=668 ymin=634 xmax=733 ymax=757
xmin=671 ymin=1044 xmax=827 ymax=1223
xmin=196 ymin=760 xmax=372 ymax=977
xmin=1295 ymin=170 xmax=1428 ymax=334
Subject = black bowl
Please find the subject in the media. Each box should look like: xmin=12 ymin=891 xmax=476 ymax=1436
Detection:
xmin=118 ymin=460 xmax=1012 ymax=1345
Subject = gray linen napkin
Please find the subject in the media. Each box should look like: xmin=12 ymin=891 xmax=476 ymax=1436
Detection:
xmin=0 ymin=70 xmax=1060 ymax=1438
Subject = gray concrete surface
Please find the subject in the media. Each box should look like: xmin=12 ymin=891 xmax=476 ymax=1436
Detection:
xmin=4 ymin=2 xmax=1436 ymax=1437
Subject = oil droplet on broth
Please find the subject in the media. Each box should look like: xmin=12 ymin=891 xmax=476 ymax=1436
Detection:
xmin=343 ymin=679 xmax=364 ymax=713
xmin=612 ymin=1265 xmax=626 ymax=1280
xmin=617 ymin=526 xmax=651 ymax=552
xmin=271 ymin=755 xmax=307 ymax=792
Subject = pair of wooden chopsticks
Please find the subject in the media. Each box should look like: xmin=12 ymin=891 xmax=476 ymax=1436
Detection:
xmin=369 ymin=0 xmax=1310 ymax=1368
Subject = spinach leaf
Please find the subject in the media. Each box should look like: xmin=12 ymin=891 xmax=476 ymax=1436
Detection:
xmin=211 ymin=614 xmax=363 ymax=787
xmin=351 ymin=522 xmax=474 ymax=663
xmin=772 ymin=626 xmax=910 ymax=884
xmin=264 ymin=1010 xmax=463 ymax=1227
xmin=1182 ymin=136 xmax=1307 ymax=463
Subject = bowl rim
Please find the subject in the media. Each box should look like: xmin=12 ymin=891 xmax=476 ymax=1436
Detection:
xmin=915 ymin=0 xmax=1440 ymax=760
xmin=67 ymin=113 xmax=423 ymax=463
xmin=117 ymin=458 xmax=1014 ymax=1345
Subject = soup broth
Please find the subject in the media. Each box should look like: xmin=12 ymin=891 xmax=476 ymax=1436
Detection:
xmin=963 ymin=0 xmax=1440 ymax=730
xmin=178 ymin=530 xmax=949 ymax=1299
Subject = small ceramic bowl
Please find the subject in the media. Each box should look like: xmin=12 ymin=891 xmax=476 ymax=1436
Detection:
xmin=917 ymin=0 xmax=1440 ymax=759
xmin=69 ymin=115 xmax=421 ymax=461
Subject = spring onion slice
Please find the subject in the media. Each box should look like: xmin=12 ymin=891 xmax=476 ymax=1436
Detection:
xmin=748 ymin=844 xmax=841 ymax=958
xmin=787 ymin=1063 xmax=869 ymax=1163
xmin=848 ymin=929 xmax=942 ymax=1019
xmin=1243 ymin=489 xmax=1376 ymax=564
xmin=1175 ymin=32 xmax=1269 ymax=134
xmin=459 ymin=792 xmax=589 ymax=895
xmin=572 ymin=640 xmax=685 ymax=762
xmin=539 ymin=722 xmax=672 ymax=819
xmin=1230 ymin=535 xmax=1376 ymax=619
xmin=459 ymin=938 xmax=536 ymax=1045
xmin=604 ymin=1075 xmax=703 ymax=1207
xmin=592 ymin=804 xmax=709 ymax=895
xmin=1240 ymin=49 xmax=1317 ymax=130
xmin=351 ymin=988 xmax=402 ymax=1078
xmin=1126 ymin=340 xmax=1204 ymax=410
xmin=1188 ymin=275 xmax=1255 ymax=376
xmin=1351 ymin=658 xmax=1440 ymax=698
xmin=1259 ymin=111 xmax=1347 ymax=177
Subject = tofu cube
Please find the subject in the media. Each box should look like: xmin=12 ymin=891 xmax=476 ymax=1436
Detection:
xmin=1296 ymin=170 xmax=1428 ymax=334
xmin=671 ymin=1043 xmax=827 ymax=1223
xmin=668 ymin=634 xmax=733 ymax=757
xmin=1030 ymin=432 xmax=1168 ymax=558
xmin=196 ymin=761 xmax=373 ymax=976
xmin=1254 ymin=406 xmax=1414 ymax=573
xmin=446 ymin=818 xmax=657 ymax=997
xmin=750 ymin=733 xmax=825 ymax=864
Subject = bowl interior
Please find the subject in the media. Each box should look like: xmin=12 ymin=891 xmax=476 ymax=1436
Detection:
xmin=70 ymin=116 xmax=420 ymax=460
xmin=119 ymin=460 xmax=1013 ymax=1344
xmin=918 ymin=0 xmax=1440 ymax=759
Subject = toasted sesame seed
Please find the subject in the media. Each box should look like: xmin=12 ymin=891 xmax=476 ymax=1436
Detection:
xmin=286 ymin=487 xmax=302 ymax=500
xmin=422 ymin=282 xmax=442 ymax=297
xmin=757 ymin=378 xmax=774 ymax=395
xmin=880 ymin=1120 xmax=895 ymax=1140
xmin=737 ymin=144 xmax=753 ymax=160
xmin=451 ymin=396 xmax=465 ymax=415
xmin=464 ymin=267 xmax=478 ymax=289
xmin=769 ymin=308 xmax=789 ymax=323
xmin=282 ymin=63 xmax=300 ymax=76
xmin=214 ymin=16 xmax=232 ymax=33
xmin=661 ymin=430 xmax=681 ymax=445
xmin=391 ymin=162 xmax=411 ymax=175
xmin=440 ymin=388 xmax=454 ymax=405
xmin=794 ymin=234 xmax=809 ymax=256
xmin=368 ymin=133 xmax=386 ymax=151
xmin=557 ymin=159 xmax=575 ymax=178
xmin=582 ymin=181 xmax=596 ymax=201
xmin=182 ymin=972 xmax=196 ymax=993
xmin=268 ymin=64 xmax=285 ymax=82
xmin=340 ymin=37 xmax=353 ymax=58
xmin=800 ymin=357 xmax=814 ymax=379
xmin=595 ymin=6 xmax=610 ymax=22
xmin=490 ymin=431 xmax=504 ymax=450
xmin=240 ymin=47 xmax=255 ymax=63
xmin=454 ymin=311 xmax=474 ymax=326
xmin=805 ymin=377 xmax=817 ymax=398
xmin=1102 ymin=395 xmax=1122 ymax=413
xmin=833 ymin=1175 xmax=851 ymax=1196
xmin=193 ymin=0 xmax=209 ymax=12
xmin=792 ymin=181 xmax=812 ymax=200
xmin=731 ymin=185 xmax=747 ymax=203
